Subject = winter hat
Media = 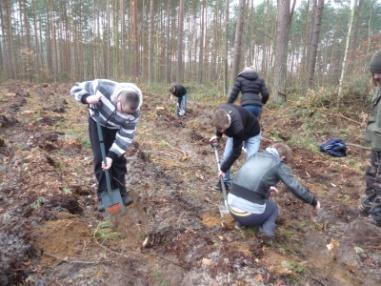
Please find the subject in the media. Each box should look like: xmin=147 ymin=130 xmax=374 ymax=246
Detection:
xmin=370 ymin=50 xmax=381 ymax=74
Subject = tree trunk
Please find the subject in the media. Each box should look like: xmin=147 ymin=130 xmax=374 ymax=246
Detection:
xmin=261 ymin=0 xmax=270 ymax=78
xmin=307 ymin=0 xmax=324 ymax=87
xmin=62 ymin=0 xmax=71 ymax=78
xmin=231 ymin=0 xmax=246 ymax=81
xmin=0 ymin=1 xmax=4 ymax=75
xmin=20 ymin=0 xmax=32 ymax=80
xmin=49 ymin=0 xmax=58 ymax=80
xmin=348 ymin=0 xmax=364 ymax=73
xmin=272 ymin=0 xmax=295 ymax=103
xmin=198 ymin=0 xmax=205 ymax=83
xmin=130 ymin=0 xmax=139 ymax=79
xmin=303 ymin=0 xmax=313 ymax=83
xmin=177 ymin=0 xmax=185 ymax=82
xmin=140 ymin=0 xmax=146 ymax=80
xmin=2 ymin=0 xmax=16 ymax=78
xmin=46 ymin=1 xmax=53 ymax=79
xmin=0 ymin=1 xmax=5 ymax=76
xmin=224 ymin=0 xmax=230 ymax=95
xmin=148 ymin=0 xmax=154 ymax=83
xmin=32 ymin=0 xmax=41 ymax=76
xmin=165 ymin=1 xmax=171 ymax=83
xmin=338 ymin=0 xmax=357 ymax=101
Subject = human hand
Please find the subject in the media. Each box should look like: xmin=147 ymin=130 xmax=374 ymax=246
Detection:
xmin=269 ymin=186 xmax=279 ymax=197
xmin=315 ymin=200 xmax=321 ymax=211
xmin=218 ymin=170 xmax=225 ymax=178
xmin=86 ymin=91 xmax=102 ymax=104
xmin=210 ymin=135 xmax=219 ymax=146
xmin=102 ymin=157 xmax=113 ymax=170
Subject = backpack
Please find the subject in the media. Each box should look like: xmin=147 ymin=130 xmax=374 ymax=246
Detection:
xmin=320 ymin=138 xmax=347 ymax=157
xmin=370 ymin=203 xmax=381 ymax=226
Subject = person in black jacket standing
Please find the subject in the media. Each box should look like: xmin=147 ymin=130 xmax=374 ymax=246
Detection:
xmin=228 ymin=143 xmax=320 ymax=239
xmin=169 ymin=83 xmax=187 ymax=117
xmin=228 ymin=67 xmax=269 ymax=119
xmin=210 ymin=104 xmax=261 ymax=191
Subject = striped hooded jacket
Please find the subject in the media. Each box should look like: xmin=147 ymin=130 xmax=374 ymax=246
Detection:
xmin=70 ymin=79 xmax=143 ymax=160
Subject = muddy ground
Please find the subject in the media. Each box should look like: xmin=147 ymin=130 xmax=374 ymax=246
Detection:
xmin=0 ymin=81 xmax=380 ymax=286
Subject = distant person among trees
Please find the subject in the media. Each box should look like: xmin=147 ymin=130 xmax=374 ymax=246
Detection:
xmin=70 ymin=79 xmax=143 ymax=212
xmin=169 ymin=83 xmax=187 ymax=117
xmin=361 ymin=50 xmax=381 ymax=226
xmin=210 ymin=104 xmax=261 ymax=191
xmin=228 ymin=66 xmax=269 ymax=119
xmin=227 ymin=143 xmax=320 ymax=239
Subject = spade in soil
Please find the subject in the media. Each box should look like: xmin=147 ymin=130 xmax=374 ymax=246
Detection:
xmin=212 ymin=143 xmax=230 ymax=217
xmin=96 ymin=120 xmax=126 ymax=216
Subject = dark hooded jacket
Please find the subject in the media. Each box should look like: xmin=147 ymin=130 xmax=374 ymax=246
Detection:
xmin=171 ymin=84 xmax=187 ymax=98
xmin=216 ymin=104 xmax=260 ymax=172
xmin=228 ymin=68 xmax=269 ymax=106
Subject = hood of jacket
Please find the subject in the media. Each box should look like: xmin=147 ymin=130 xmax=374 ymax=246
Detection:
xmin=238 ymin=67 xmax=259 ymax=80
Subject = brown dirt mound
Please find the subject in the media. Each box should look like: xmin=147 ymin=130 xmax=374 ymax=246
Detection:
xmin=32 ymin=214 xmax=92 ymax=267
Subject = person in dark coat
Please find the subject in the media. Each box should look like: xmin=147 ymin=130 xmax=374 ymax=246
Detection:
xmin=361 ymin=50 xmax=381 ymax=226
xmin=169 ymin=83 xmax=187 ymax=117
xmin=210 ymin=104 xmax=261 ymax=190
xmin=228 ymin=66 xmax=269 ymax=119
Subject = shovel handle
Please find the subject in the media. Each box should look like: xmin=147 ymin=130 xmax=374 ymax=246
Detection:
xmin=212 ymin=145 xmax=221 ymax=172
xmin=95 ymin=120 xmax=113 ymax=193
xmin=211 ymin=145 xmax=228 ymax=203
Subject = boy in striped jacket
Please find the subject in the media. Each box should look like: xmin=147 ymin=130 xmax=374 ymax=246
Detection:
xmin=70 ymin=79 xmax=143 ymax=211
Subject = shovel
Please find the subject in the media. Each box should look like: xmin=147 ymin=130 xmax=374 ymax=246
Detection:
xmin=211 ymin=144 xmax=230 ymax=217
xmin=96 ymin=120 xmax=125 ymax=216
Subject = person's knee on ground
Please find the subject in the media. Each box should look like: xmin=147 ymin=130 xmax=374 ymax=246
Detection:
xmin=259 ymin=203 xmax=279 ymax=238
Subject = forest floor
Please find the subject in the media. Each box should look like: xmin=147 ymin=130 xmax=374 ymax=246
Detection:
xmin=0 ymin=81 xmax=381 ymax=286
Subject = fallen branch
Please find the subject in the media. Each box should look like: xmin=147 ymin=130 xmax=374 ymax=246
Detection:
xmin=44 ymin=252 xmax=112 ymax=266
xmin=347 ymin=142 xmax=370 ymax=151
xmin=338 ymin=113 xmax=362 ymax=126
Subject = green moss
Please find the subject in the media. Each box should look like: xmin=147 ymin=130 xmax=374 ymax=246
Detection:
xmin=93 ymin=220 xmax=121 ymax=241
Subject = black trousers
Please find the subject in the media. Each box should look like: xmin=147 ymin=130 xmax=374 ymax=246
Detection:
xmin=88 ymin=117 xmax=127 ymax=198
xmin=365 ymin=150 xmax=381 ymax=196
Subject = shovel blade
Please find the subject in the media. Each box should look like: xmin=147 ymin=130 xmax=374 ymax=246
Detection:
xmin=101 ymin=189 xmax=125 ymax=215
xmin=218 ymin=204 xmax=230 ymax=217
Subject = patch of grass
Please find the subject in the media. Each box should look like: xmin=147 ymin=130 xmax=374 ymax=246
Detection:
xmin=31 ymin=197 xmax=45 ymax=209
xmin=277 ymin=227 xmax=296 ymax=241
xmin=93 ymin=220 xmax=121 ymax=241
xmin=240 ymin=226 xmax=258 ymax=239
xmin=281 ymin=259 xmax=307 ymax=275
xmin=341 ymin=157 xmax=364 ymax=173
xmin=287 ymin=134 xmax=319 ymax=153
xmin=152 ymin=268 xmax=170 ymax=286
xmin=80 ymin=137 xmax=91 ymax=149
xmin=62 ymin=187 xmax=72 ymax=194
xmin=296 ymin=221 xmax=308 ymax=229
xmin=144 ymin=83 xmax=169 ymax=97
xmin=61 ymin=122 xmax=91 ymax=149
